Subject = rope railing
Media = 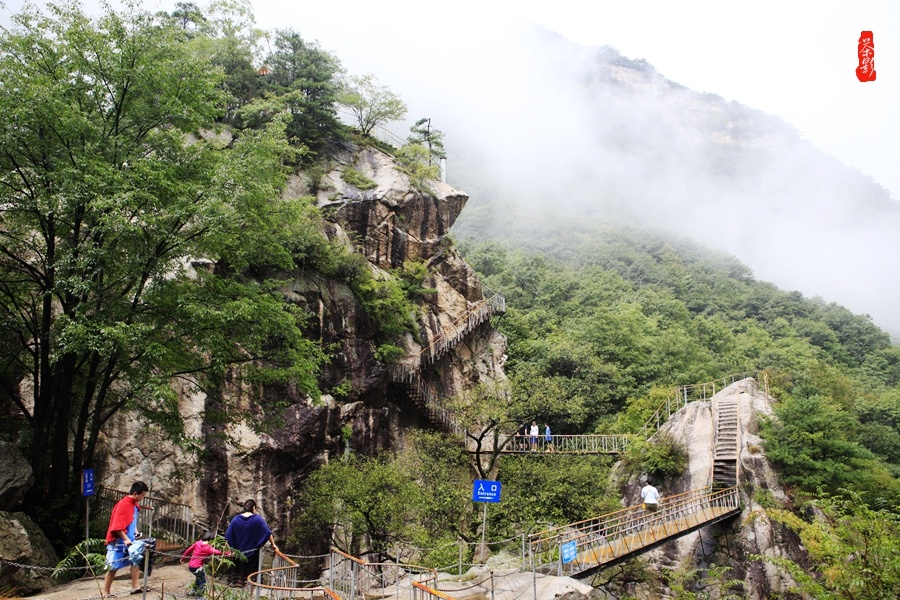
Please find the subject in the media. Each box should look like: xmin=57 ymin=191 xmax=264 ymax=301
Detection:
xmin=529 ymin=486 xmax=740 ymax=577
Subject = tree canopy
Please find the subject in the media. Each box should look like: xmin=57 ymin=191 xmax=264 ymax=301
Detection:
xmin=0 ymin=0 xmax=324 ymax=543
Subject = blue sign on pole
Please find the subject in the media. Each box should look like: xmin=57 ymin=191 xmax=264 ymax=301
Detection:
xmin=561 ymin=540 xmax=577 ymax=564
xmin=471 ymin=479 xmax=502 ymax=503
xmin=82 ymin=469 xmax=95 ymax=497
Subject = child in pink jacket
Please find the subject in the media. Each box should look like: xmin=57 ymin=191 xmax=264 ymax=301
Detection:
xmin=180 ymin=531 xmax=225 ymax=595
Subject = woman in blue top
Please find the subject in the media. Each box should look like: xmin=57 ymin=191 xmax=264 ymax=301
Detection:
xmin=224 ymin=499 xmax=278 ymax=587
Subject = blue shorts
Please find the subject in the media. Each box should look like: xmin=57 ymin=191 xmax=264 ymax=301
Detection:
xmin=106 ymin=541 xmax=130 ymax=570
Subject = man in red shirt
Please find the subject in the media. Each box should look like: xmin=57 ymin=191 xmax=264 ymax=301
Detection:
xmin=102 ymin=482 xmax=149 ymax=597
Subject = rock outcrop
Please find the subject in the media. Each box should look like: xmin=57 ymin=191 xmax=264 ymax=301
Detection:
xmin=0 ymin=511 xmax=58 ymax=594
xmin=97 ymin=145 xmax=507 ymax=537
xmin=622 ymin=379 xmax=807 ymax=599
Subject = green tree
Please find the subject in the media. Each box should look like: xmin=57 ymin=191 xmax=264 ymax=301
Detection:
xmin=339 ymin=73 xmax=407 ymax=136
xmin=407 ymin=117 xmax=446 ymax=162
xmin=262 ymin=28 xmax=344 ymax=158
xmin=761 ymin=395 xmax=873 ymax=494
xmin=766 ymin=492 xmax=900 ymax=599
xmin=0 ymin=1 xmax=322 ymax=546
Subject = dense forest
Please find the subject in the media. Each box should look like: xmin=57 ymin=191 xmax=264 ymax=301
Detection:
xmin=2 ymin=1 xmax=899 ymax=597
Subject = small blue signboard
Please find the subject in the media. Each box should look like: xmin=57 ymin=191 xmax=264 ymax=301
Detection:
xmin=561 ymin=540 xmax=577 ymax=564
xmin=471 ymin=479 xmax=502 ymax=503
xmin=82 ymin=469 xmax=95 ymax=497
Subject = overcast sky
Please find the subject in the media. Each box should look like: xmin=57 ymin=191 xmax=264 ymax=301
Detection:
xmin=3 ymin=0 xmax=896 ymax=195
xmin=237 ymin=0 xmax=899 ymax=200
xmin=3 ymin=0 xmax=899 ymax=331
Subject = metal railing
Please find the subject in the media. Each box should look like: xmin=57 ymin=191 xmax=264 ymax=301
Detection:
xmin=475 ymin=434 xmax=634 ymax=454
xmin=246 ymin=566 xmax=340 ymax=600
xmin=390 ymin=288 xmax=506 ymax=382
xmin=412 ymin=581 xmax=459 ymax=600
xmin=639 ymin=371 xmax=763 ymax=438
xmin=326 ymin=548 xmax=438 ymax=600
xmin=93 ymin=487 xmax=200 ymax=545
xmin=529 ymin=486 xmax=740 ymax=577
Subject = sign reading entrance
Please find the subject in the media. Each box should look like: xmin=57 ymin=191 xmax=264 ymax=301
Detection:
xmin=561 ymin=540 xmax=577 ymax=564
xmin=471 ymin=479 xmax=502 ymax=503
xmin=81 ymin=469 xmax=95 ymax=497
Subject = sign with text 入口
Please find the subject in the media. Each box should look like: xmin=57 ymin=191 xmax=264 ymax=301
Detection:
xmin=471 ymin=479 xmax=502 ymax=503
xmin=82 ymin=469 xmax=95 ymax=497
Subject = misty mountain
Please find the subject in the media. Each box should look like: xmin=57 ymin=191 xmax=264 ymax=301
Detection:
xmin=445 ymin=28 xmax=900 ymax=336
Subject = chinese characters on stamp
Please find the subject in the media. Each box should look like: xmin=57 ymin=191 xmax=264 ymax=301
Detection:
xmin=856 ymin=31 xmax=876 ymax=82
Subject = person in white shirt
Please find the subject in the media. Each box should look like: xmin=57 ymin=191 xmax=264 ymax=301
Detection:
xmin=529 ymin=421 xmax=539 ymax=451
xmin=640 ymin=479 xmax=661 ymax=512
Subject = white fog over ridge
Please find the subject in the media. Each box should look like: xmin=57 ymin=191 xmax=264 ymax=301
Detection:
xmin=3 ymin=0 xmax=898 ymax=336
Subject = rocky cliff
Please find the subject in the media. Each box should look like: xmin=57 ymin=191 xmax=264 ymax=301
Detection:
xmin=97 ymin=145 xmax=507 ymax=536
xmin=619 ymin=379 xmax=808 ymax=599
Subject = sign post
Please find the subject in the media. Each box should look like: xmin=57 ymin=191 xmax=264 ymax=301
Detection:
xmin=472 ymin=479 xmax=502 ymax=555
xmin=82 ymin=469 xmax=95 ymax=544
xmin=560 ymin=540 xmax=577 ymax=575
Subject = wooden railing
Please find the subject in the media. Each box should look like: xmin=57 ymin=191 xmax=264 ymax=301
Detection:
xmin=412 ymin=581 xmax=459 ymax=600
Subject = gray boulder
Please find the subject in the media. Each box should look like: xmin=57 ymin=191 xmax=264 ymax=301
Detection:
xmin=0 ymin=511 xmax=59 ymax=594
xmin=0 ymin=441 xmax=33 ymax=510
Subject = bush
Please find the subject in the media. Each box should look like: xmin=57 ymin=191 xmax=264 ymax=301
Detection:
xmin=622 ymin=433 xmax=688 ymax=482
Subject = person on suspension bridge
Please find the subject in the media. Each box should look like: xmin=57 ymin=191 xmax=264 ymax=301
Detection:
xmin=640 ymin=478 xmax=661 ymax=512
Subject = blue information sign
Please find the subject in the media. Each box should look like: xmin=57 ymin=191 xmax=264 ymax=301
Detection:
xmin=561 ymin=540 xmax=577 ymax=564
xmin=471 ymin=479 xmax=502 ymax=503
xmin=82 ymin=469 xmax=95 ymax=497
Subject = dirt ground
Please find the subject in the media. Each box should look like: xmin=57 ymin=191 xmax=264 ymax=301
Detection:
xmin=25 ymin=563 xmax=218 ymax=600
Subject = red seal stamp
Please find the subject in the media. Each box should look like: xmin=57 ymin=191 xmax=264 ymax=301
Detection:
xmin=856 ymin=31 xmax=876 ymax=82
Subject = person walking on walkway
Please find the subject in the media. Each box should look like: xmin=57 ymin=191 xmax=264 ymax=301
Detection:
xmin=640 ymin=479 xmax=661 ymax=512
xmin=181 ymin=531 xmax=227 ymax=595
xmin=544 ymin=422 xmax=554 ymax=452
xmin=529 ymin=421 xmax=539 ymax=451
xmin=103 ymin=481 xmax=149 ymax=598
xmin=224 ymin=499 xmax=278 ymax=587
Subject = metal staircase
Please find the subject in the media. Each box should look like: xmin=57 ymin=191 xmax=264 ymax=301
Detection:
xmin=390 ymin=287 xmax=505 ymax=431
xmin=712 ymin=393 xmax=740 ymax=488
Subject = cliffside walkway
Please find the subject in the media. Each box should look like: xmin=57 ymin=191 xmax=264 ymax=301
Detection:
xmin=469 ymin=433 xmax=633 ymax=454
xmin=390 ymin=286 xmax=506 ymax=433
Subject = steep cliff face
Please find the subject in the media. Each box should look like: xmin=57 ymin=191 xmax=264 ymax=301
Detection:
xmin=99 ymin=146 xmax=506 ymax=535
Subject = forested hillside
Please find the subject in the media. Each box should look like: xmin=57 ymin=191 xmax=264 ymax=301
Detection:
xmin=457 ymin=223 xmax=900 ymax=504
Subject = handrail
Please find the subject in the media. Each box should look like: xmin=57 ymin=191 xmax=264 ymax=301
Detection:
xmin=245 ymin=565 xmax=341 ymax=599
xmin=327 ymin=548 xmax=438 ymax=600
xmin=639 ymin=371 xmax=762 ymax=437
xmin=412 ymin=581 xmax=459 ymax=600
xmin=94 ymin=487 xmax=200 ymax=544
xmin=475 ymin=433 xmax=634 ymax=454
xmin=390 ymin=290 xmax=506 ymax=381
xmin=529 ymin=486 xmax=740 ymax=576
